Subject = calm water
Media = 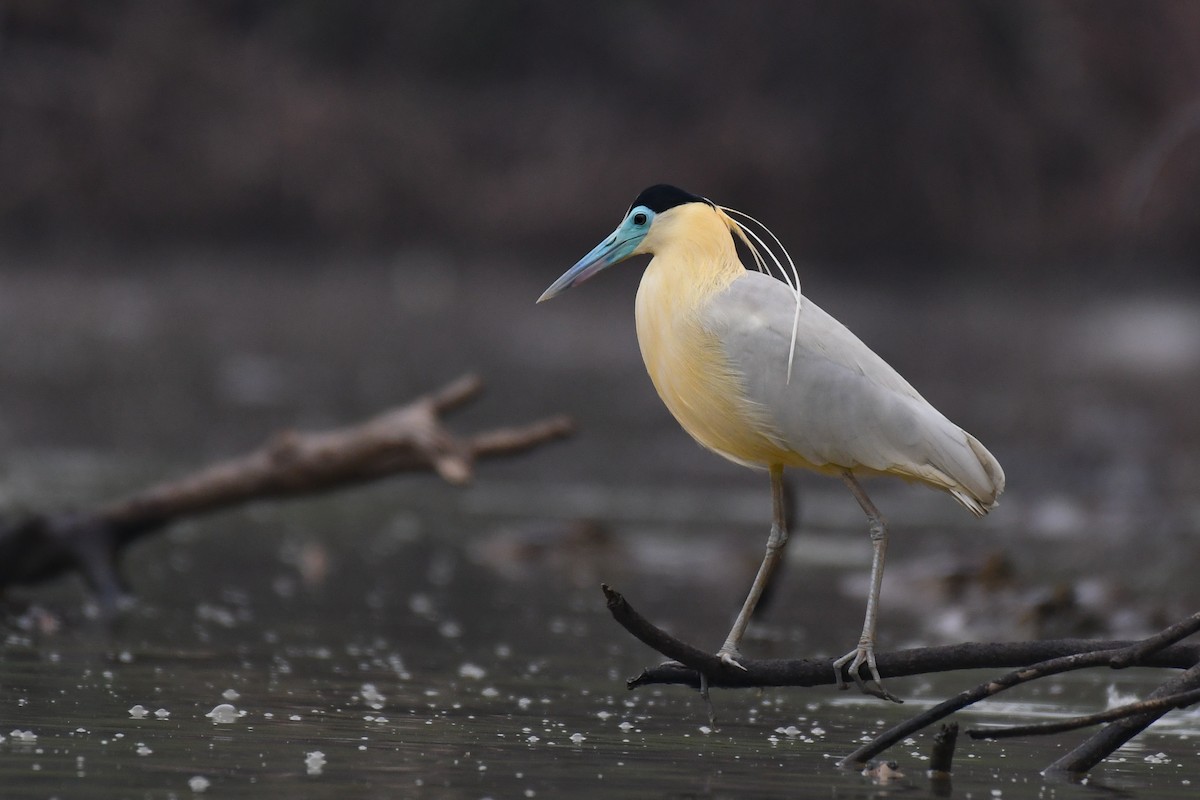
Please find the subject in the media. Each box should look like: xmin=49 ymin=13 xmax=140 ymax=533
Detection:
xmin=2 ymin=258 xmax=1200 ymax=797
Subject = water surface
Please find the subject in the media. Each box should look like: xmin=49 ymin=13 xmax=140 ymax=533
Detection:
xmin=2 ymin=260 xmax=1200 ymax=796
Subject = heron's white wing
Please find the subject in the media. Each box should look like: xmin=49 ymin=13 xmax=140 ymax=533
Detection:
xmin=701 ymin=272 xmax=1002 ymax=510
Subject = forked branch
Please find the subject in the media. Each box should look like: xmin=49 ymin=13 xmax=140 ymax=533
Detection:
xmin=0 ymin=374 xmax=573 ymax=605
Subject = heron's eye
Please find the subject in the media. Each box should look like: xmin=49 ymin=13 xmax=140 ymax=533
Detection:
xmin=633 ymin=212 xmax=648 ymax=226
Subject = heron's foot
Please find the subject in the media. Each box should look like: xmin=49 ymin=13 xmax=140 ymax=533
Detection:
xmin=716 ymin=644 xmax=748 ymax=671
xmin=832 ymin=644 xmax=902 ymax=703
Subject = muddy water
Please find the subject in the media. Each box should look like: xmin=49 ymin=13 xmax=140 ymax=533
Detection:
xmin=2 ymin=257 xmax=1200 ymax=797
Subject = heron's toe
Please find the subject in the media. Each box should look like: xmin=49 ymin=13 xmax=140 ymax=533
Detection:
xmin=833 ymin=646 xmax=903 ymax=703
xmin=717 ymin=650 xmax=748 ymax=671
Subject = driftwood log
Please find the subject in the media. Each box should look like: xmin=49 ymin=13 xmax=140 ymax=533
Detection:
xmin=603 ymin=584 xmax=1200 ymax=776
xmin=0 ymin=374 xmax=572 ymax=606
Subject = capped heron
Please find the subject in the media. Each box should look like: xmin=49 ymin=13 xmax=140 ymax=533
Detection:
xmin=538 ymin=185 xmax=1004 ymax=700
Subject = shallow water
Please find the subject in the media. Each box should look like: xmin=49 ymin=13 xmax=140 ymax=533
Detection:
xmin=5 ymin=513 xmax=1200 ymax=799
xmin=2 ymin=258 xmax=1200 ymax=796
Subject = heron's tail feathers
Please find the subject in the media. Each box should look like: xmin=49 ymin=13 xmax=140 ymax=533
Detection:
xmin=946 ymin=433 xmax=1005 ymax=517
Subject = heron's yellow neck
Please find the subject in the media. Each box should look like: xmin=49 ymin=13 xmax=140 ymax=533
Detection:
xmin=635 ymin=203 xmax=745 ymax=311
xmin=633 ymin=203 xmax=781 ymax=466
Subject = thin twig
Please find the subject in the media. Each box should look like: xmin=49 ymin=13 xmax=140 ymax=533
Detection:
xmin=428 ymin=373 xmax=485 ymax=413
xmin=1046 ymin=662 xmax=1200 ymax=775
xmin=837 ymin=646 xmax=1133 ymax=767
xmin=1109 ymin=610 xmax=1200 ymax=669
xmin=969 ymin=686 xmax=1200 ymax=740
xmin=469 ymin=416 xmax=575 ymax=459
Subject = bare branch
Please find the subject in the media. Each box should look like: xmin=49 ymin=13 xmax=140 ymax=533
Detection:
xmin=469 ymin=416 xmax=576 ymax=460
xmin=601 ymin=584 xmax=1200 ymax=775
xmin=0 ymin=374 xmax=573 ymax=603
xmin=837 ymin=646 xmax=1139 ymax=767
xmin=93 ymin=373 xmax=571 ymax=532
xmin=1045 ymin=662 xmax=1200 ymax=775
xmin=969 ymin=686 xmax=1200 ymax=740
xmin=604 ymin=584 xmax=1199 ymax=691
xmin=427 ymin=373 xmax=485 ymax=413
xmin=1109 ymin=610 xmax=1200 ymax=669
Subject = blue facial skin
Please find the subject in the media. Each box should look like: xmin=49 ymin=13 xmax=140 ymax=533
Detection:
xmin=537 ymin=206 xmax=656 ymax=303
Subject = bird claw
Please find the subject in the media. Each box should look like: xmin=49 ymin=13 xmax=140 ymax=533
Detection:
xmin=718 ymin=650 xmax=748 ymax=671
xmin=657 ymin=652 xmax=746 ymax=673
xmin=833 ymin=645 xmax=903 ymax=703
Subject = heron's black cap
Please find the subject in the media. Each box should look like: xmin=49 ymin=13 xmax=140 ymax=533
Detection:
xmin=631 ymin=185 xmax=710 ymax=213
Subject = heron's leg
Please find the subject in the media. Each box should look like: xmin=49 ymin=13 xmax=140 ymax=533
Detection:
xmin=717 ymin=464 xmax=789 ymax=669
xmin=833 ymin=472 xmax=902 ymax=703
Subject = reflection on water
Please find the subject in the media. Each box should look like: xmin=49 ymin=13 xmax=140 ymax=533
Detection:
xmin=2 ymin=260 xmax=1200 ymax=796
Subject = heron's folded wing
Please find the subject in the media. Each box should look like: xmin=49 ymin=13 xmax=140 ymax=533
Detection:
xmin=702 ymin=272 xmax=1003 ymax=510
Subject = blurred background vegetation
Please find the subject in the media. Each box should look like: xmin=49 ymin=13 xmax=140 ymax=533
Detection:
xmin=3 ymin=0 xmax=1199 ymax=281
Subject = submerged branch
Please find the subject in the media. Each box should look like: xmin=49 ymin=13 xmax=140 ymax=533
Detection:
xmin=969 ymin=686 xmax=1200 ymax=740
xmin=1046 ymin=662 xmax=1200 ymax=775
xmin=601 ymin=584 xmax=1200 ymax=775
xmin=838 ymin=646 xmax=1134 ymax=768
xmin=927 ymin=722 xmax=959 ymax=776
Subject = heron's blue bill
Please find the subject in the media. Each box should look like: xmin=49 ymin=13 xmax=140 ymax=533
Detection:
xmin=537 ymin=215 xmax=649 ymax=303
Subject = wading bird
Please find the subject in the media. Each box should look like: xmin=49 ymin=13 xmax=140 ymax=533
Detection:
xmin=538 ymin=185 xmax=1004 ymax=700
